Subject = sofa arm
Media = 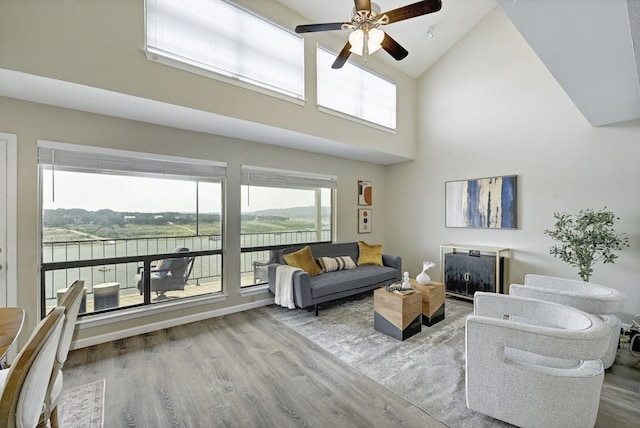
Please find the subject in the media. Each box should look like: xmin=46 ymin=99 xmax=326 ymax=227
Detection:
xmin=267 ymin=264 xmax=313 ymax=308
xmin=382 ymin=254 xmax=402 ymax=281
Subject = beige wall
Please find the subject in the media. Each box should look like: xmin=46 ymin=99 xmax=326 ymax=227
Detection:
xmin=0 ymin=0 xmax=409 ymax=344
xmin=386 ymin=9 xmax=640 ymax=322
xmin=0 ymin=0 xmax=417 ymax=160
xmin=0 ymin=96 xmax=388 ymax=343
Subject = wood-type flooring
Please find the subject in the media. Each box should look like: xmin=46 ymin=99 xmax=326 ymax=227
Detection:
xmin=62 ymin=306 xmax=640 ymax=427
xmin=63 ymin=309 xmax=446 ymax=427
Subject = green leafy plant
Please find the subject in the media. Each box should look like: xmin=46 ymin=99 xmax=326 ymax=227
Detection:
xmin=543 ymin=208 xmax=629 ymax=282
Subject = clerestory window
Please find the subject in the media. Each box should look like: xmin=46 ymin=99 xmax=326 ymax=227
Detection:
xmin=316 ymin=45 xmax=397 ymax=130
xmin=145 ymin=0 xmax=305 ymax=100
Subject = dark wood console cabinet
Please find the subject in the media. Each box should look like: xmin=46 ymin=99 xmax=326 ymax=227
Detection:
xmin=440 ymin=245 xmax=510 ymax=300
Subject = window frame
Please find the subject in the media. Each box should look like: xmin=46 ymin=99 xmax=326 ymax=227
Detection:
xmin=37 ymin=141 xmax=227 ymax=318
xmin=316 ymin=44 xmax=398 ymax=131
xmin=240 ymin=165 xmax=336 ymax=287
xmin=144 ymin=0 xmax=305 ymax=104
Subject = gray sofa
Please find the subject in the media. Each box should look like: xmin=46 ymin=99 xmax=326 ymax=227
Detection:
xmin=268 ymin=242 xmax=402 ymax=315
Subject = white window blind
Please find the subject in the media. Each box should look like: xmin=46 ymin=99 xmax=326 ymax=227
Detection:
xmin=146 ymin=0 xmax=304 ymax=99
xmin=241 ymin=165 xmax=337 ymax=189
xmin=38 ymin=144 xmax=227 ymax=181
xmin=317 ymin=46 xmax=397 ymax=129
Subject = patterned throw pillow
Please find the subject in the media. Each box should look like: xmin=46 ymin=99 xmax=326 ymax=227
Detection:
xmin=317 ymin=256 xmax=357 ymax=272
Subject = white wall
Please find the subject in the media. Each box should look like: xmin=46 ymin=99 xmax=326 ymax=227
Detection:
xmin=386 ymin=8 xmax=640 ymax=322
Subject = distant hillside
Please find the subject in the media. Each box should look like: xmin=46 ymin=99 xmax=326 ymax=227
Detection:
xmin=249 ymin=206 xmax=331 ymax=219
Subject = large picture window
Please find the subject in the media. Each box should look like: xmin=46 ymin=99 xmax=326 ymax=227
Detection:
xmin=38 ymin=142 xmax=226 ymax=316
xmin=240 ymin=166 xmax=335 ymax=287
xmin=317 ymin=46 xmax=397 ymax=129
xmin=145 ymin=0 xmax=304 ymax=100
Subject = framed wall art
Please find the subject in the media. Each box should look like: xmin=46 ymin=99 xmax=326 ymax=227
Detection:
xmin=358 ymin=180 xmax=372 ymax=206
xmin=358 ymin=208 xmax=372 ymax=233
xmin=445 ymin=175 xmax=517 ymax=229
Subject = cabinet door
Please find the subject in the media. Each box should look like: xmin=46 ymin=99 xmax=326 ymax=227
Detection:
xmin=444 ymin=253 xmax=469 ymax=295
xmin=444 ymin=253 xmax=500 ymax=297
xmin=467 ymin=255 xmax=496 ymax=294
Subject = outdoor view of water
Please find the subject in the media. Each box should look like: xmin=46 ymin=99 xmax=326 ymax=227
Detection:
xmin=42 ymin=230 xmax=330 ymax=300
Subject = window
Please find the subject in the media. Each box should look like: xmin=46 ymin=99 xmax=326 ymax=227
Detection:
xmin=145 ymin=0 xmax=304 ymax=100
xmin=317 ymin=46 xmax=397 ymax=129
xmin=240 ymin=166 xmax=335 ymax=287
xmin=38 ymin=142 xmax=226 ymax=316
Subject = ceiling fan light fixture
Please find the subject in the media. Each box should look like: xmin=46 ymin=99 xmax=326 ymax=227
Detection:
xmin=349 ymin=29 xmax=365 ymax=55
xmin=367 ymin=28 xmax=385 ymax=54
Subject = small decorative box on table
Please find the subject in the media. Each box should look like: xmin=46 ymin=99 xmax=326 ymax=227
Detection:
xmin=374 ymin=287 xmax=422 ymax=341
xmin=410 ymin=279 xmax=445 ymax=326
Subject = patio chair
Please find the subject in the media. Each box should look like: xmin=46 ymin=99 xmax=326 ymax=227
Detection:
xmin=136 ymin=247 xmax=195 ymax=300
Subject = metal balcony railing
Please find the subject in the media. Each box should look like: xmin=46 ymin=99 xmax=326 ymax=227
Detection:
xmin=41 ymin=230 xmax=331 ymax=301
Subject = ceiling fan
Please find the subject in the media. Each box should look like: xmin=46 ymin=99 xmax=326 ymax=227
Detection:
xmin=295 ymin=0 xmax=443 ymax=69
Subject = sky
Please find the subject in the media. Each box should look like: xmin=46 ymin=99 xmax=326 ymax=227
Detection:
xmin=42 ymin=170 xmax=325 ymax=213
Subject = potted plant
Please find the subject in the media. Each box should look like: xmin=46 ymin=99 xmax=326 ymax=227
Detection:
xmin=543 ymin=207 xmax=629 ymax=282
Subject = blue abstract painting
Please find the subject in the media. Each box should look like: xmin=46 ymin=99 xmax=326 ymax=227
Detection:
xmin=445 ymin=175 xmax=517 ymax=229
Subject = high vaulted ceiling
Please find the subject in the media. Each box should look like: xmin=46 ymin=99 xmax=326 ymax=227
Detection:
xmin=276 ymin=0 xmax=497 ymax=78
xmin=281 ymin=0 xmax=640 ymax=126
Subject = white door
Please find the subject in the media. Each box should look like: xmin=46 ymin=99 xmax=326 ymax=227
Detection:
xmin=0 ymin=133 xmax=17 ymax=307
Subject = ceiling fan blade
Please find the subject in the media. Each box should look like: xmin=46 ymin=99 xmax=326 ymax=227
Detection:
xmin=381 ymin=33 xmax=409 ymax=61
xmin=295 ymin=22 xmax=347 ymax=33
xmin=381 ymin=0 xmax=442 ymax=24
xmin=332 ymin=42 xmax=352 ymax=69
xmin=354 ymin=0 xmax=371 ymax=12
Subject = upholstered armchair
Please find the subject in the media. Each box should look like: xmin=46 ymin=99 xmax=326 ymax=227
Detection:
xmin=510 ymin=274 xmax=626 ymax=369
xmin=466 ymin=292 xmax=610 ymax=428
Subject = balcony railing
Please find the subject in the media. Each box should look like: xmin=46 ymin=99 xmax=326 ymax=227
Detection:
xmin=41 ymin=230 xmax=330 ymax=314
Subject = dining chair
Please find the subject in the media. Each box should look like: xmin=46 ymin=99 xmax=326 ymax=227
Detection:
xmin=39 ymin=280 xmax=86 ymax=428
xmin=0 ymin=306 xmax=65 ymax=428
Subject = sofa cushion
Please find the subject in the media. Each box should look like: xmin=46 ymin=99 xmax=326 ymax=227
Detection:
xmin=317 ymin=256 xmax=356 ymax=272
xmin=309 ymin=265 xmax=398 ymax=299
xmin=357 ymin=241 xmax=383 ymax=266
xmin=283 ymin=245 xmax=323 ymax=276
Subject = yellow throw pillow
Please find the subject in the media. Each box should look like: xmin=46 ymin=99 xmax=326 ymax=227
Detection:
xmin=357 ymin=241 xmax=383 ymax=266
xmin=283 ymin=245 xmax=323 ymax=276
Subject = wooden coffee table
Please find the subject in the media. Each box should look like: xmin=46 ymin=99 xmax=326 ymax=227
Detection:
xmin=410 ymin=280 xmax=445 ymax=327
xmin=373 ymin=287 xmax=422 ymax=341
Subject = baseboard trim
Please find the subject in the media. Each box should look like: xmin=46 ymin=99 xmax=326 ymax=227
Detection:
xmin=71 ymin=298 xmax=275 ymax=350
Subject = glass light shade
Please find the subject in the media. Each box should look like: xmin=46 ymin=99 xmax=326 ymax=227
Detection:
xmin=348 ymin=29 xmax=364 ymax=55
xmin=367 ymin=28 xmax=384 ymax=54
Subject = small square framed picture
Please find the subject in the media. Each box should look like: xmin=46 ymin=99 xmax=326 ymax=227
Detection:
xmin=358 ymin=209 xmax=372 ymax=233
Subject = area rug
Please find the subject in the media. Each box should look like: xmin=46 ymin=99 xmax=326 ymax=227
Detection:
xmin=57 ymin=379 xmax=105 ymax=428
xmin=265 ymin=296 xmax=509 ymax=428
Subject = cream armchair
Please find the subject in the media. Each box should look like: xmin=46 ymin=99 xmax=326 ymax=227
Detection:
xmin=466 ymin=293 xmax=610 ymax=428
xmin=510 ymin=274 xmax=626 ymax=369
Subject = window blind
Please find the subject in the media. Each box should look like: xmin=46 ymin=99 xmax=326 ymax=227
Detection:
xmin=241 ymin=165 xmax=337 ymax=189
xmin=146 ymin=0 xmax=304 ymax=99
xmin=317 ymin=46 xmax=397 ymax=129
xmin=38 ymin=145 xmax=227 ymax=180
